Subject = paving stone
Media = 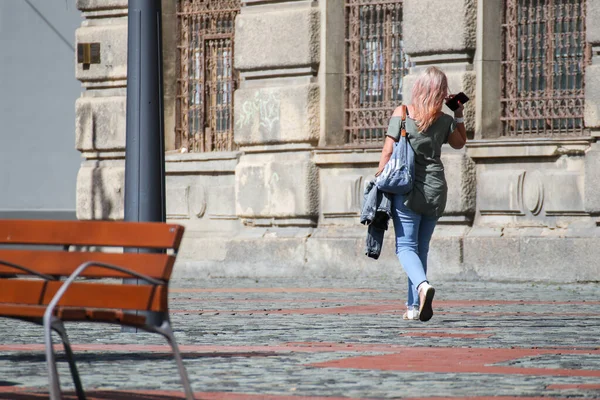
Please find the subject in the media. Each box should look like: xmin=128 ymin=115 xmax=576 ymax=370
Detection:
xmin=0 ymin=278 xmax=599 ymax=399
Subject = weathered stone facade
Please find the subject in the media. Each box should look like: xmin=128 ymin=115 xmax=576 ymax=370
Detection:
xmin=74 ymin=0 xmax=600 ymax=282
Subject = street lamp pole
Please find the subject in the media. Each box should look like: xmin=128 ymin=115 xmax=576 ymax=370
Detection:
xmin=123 ymin=0 xmax=166 ymax=331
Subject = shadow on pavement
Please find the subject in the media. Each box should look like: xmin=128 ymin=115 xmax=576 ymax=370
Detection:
xmin=0 ymin=351 xmax=278 ymax=363
xmin=0 ymin=391 xmax=187 ymax=399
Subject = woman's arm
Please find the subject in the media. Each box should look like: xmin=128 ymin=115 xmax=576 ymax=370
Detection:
xmin=376 ymin=106 xmax=405 ymax=175
xmin=447 ymin=101 xmax=467 ymax=149
xmin=376 ymin=136 xmax=396 ymax=175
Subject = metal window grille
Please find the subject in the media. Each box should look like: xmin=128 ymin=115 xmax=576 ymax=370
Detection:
xmin=501 ymin=0 xmax=589 ymax=137
xmin=344 ymin=0 xmax=409 ymax=146
xmin=176 ymin=0 xmax=240 ymax=152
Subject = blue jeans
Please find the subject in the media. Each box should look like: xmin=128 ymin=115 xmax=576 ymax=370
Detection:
xmin=391 ymin=194 xmax=438 ymax=307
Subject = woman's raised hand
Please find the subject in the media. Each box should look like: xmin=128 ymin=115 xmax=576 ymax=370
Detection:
xmin=446 ymin=94 xmax=464 ymax=116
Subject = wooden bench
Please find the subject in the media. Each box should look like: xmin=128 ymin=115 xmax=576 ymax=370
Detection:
xmin=0 ymin=219 xmax=194 ymax=400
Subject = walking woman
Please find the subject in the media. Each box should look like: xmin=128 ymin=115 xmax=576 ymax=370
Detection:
xmin=376 ymin=66 xmax=467 ymax=322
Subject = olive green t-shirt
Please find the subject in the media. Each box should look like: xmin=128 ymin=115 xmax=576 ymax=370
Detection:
xmin=386 ymin=113 xmax=456 ymax=218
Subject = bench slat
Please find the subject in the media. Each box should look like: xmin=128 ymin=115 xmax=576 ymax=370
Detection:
xmin=85 ymin=309 xmax=147 ymax=327
xmin=0 ymin=250 xmax=175 ymax=280
xmin=0 ymin=304 xmax=86 ymax=320
xmin=0 ymin=304 xmax=147 ymax=326
xmin=0 ymin=280 xmax=168 ymax=312
xmin=0 ymin=220 xmax=184 ymax=250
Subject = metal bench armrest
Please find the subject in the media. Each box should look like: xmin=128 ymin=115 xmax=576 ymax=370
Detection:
xmin=0 ymin=259 xmax=58 ymax=281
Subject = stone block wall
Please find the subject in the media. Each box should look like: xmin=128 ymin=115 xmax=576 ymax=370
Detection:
xmin=75 ymin=1 xmax=128 ymax=221
xmin=459 ymin=0 xmax=600 ymax=281
xmin=232 ymin=0 xmax=322 ymax=228
xmin=73 ymin=0 xmax=600 ymax=282
xmin=74 ymin=0 xmax=241 ymax=237
xmin=585 ymin=0 xmax=600 ymax=136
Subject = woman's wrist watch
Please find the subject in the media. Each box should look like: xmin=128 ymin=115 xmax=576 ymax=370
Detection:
xmin=455 ymin=116 xmax=465 ymax=124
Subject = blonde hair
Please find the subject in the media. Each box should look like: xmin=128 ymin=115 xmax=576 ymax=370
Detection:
xmin=411 ymin=66 xmax=448 ymax=132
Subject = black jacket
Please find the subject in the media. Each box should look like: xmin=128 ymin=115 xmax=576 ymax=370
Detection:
xmin=360 ymin=180 xmax=392 ymax=259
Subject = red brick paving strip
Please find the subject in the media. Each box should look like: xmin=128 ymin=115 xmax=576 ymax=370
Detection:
xmin=3 ymin=344 xmax=600 ymax=380
xmin=311 ymin=347 xmax=600 ymax=377
xmin=173 ymin=297 xmax=600 ymax=307
xmin=2 ymin=343 xmax=600 ymax=356
xmin=170 ymin=288 xmax=380 ymax=293
xmin=0 ymin=388 xmax=578 ymax=400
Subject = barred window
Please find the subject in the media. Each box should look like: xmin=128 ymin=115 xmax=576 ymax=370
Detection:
xmin=176 ymin=0 xmax=240 ymax=152
xmin=501 ymin=0 xmax=589 ymax=137
xmin=344 ymin=0 xmax=409 ymax=146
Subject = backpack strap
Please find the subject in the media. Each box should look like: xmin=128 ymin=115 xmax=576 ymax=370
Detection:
xmin=400 ymin=105 xmax=407 ymax=138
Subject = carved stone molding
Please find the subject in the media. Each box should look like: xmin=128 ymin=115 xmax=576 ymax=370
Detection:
xmin=477 ymin=166 xmax=588 ymax=220
xmin=522 ymin=171 xmax=544 ymax=216
xmin=478 ymin=170 xmax=525 ymax=216
xmin=166 ymin=184 xmax=207 ymax=220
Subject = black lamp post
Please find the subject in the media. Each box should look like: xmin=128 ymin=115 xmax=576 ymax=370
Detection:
xmin=123 ymin=0 xmax=166 ymax=331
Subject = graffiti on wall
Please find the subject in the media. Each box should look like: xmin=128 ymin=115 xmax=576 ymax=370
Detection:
xmin=236 ymin=91 xmax=280 ymax=135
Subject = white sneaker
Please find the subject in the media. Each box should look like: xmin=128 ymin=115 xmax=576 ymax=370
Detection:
xmin=418 ymin=282 xmax=435 ymax=322
xmin=402 ymin=307 xmax=420 ymax=320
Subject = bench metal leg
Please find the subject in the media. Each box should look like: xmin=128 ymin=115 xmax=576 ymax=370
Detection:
xmin=154 ymin=321 xmax=194 ymax=400
xmin=52 ymin=320 xmax=87 ymax=400
xmin=44 ymin=316 xmax=63 ymax=400
xmin=44 ymin=317 xmax=87 ymax=400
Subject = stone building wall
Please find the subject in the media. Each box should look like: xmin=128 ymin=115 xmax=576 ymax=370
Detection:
xmin=74 ymin=0 xmax=600 ymax=282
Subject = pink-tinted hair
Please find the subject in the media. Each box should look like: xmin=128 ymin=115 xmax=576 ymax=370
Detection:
xmin=410 ymin=66 xmax=449 ymax=132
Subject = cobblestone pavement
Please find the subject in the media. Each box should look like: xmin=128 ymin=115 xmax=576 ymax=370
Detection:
xmin=0 ymin=277 xmax=599 ymax=399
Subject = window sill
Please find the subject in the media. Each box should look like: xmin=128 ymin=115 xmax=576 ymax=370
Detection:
xmin=466 ymin=137 xmax=593 ymax=159
xmin=165 ymin=151 xmax=241 ymax=173
xmin=314 ymin=148 xmax=381 ymax=165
